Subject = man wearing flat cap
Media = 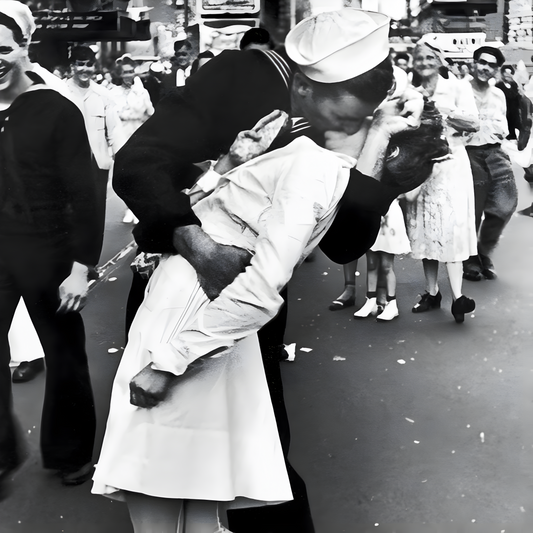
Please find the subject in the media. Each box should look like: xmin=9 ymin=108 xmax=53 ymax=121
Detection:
xmin=113 ymin=8 xmax=424 ymax=532
xmin=0 ymin=0 xmax=100 ymax=497
xmin=463 ymin=46 xmax=519 ymax=282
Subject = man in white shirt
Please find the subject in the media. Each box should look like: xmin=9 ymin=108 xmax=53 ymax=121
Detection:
xmin=464 ymin=46 xmax=518 ymax=281
xmin=65 ymin=45 xmax=121 ymax=251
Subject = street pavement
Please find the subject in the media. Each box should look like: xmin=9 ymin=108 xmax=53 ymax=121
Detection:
xmin=1 ymin=171 xmax=532 ymax=533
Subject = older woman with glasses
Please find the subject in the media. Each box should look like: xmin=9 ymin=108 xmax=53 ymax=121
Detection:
xmin=404 ymin=39 xmax=479 ymax=323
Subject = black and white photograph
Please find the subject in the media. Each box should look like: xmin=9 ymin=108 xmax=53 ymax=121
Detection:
xmin=0 ymin=1 xmax=532 ymax=532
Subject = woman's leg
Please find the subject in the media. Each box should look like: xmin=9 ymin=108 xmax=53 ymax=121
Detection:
xmin=447 ymin=261 xmax=476 ymax=323
xmin=365 ymin=252 xmax=379 ymax=294
xmin=125 ymin=491 xmax=184 ymax=533
xmin=445 ymin=261 xmax=464 ymax=301
xmin=376 ymin=253 xmax=399 ymax=321
xmin=379 ymin=253 xmax=396 ymax=298
xmin=412 ymin=259 xmax=442 ymax=313
xmin=354 ymin=253 xmax=380 ymax=318
xmin=329 ymin=260 xmax=357 ymax=310
xmin=184 ymin=500 xmax=228 ymax=533
xmin=423 ymin=259 xmax=439 ymax=296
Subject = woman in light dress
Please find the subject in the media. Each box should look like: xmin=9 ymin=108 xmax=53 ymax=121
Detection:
xmin=91 ymin=111 xmax=358 ymax=532
xmin=109 ymin=55 xmax=154 ymax=151
xmin=405 ymin=41 xmax=479 ymax=323
xmin=109 ymin=55 xmax=154 ymax=224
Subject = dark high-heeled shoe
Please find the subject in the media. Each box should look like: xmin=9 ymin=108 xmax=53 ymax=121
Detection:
xmin=412 ymin=291 xmax=442 ymax=313
xmin=451 ymin=295 xmax=475 ymax=323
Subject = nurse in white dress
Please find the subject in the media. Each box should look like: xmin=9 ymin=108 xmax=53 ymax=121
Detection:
xmin=92 ymin=127 xmax=356 ymax=526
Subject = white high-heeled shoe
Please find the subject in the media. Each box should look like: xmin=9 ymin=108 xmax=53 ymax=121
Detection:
xmin=376 ymin=299 xmax=399 ymax=321
xmin=353 ymin=297 xmax=379 ymax=318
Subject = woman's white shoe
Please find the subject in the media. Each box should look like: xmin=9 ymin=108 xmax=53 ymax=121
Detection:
xmin=353 ymin=297 xmax=379 ymax=318
xmin=376 ymin=299 xmax=399 ymax=321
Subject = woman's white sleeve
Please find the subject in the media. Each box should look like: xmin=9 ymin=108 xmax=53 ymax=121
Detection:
xmin=149 ymin=149 xmax=342 ymax=375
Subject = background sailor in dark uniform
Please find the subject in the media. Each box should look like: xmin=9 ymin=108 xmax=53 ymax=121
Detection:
xmin=0 ymin=1 xmax=102 ymax=498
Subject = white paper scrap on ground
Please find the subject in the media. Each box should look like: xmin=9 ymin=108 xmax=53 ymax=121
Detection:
xmin=405 ymin=417 xmax=415 ymax=423
xmin=480 ymin=432 xmax=485 ymax=443
xmin=284 ymin=343 xmax=296 ymax=362
xmin=300 ymin=347 xmax=313 ymax=352
xmin=108 ymin=277 xmax=117 ymax=282
xmin=108 ymin=348 xmax=119 ymax=354
xmin=333 ymin=355 xmax=346 ymax=361
xmin=397 ymin=359 xmax=406 ymax=364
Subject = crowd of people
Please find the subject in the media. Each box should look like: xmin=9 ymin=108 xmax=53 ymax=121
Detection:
xmin=0 ymin=1 xmax=530 ymax=532
xmin=332 ymin=40 xmax=532 ymax=322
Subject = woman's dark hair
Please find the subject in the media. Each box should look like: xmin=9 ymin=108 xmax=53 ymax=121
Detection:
xmin=0 ymin=13 xmax=26 ymax=46
xmin=307 ymin=56 xmax=395 ymax=105
xmin=381 ymin=98 xmax=449 ymax=193
xmin=501 ymin=64 xmax=515 ymax=75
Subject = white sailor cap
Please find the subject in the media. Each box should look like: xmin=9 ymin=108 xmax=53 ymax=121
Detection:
xmin=0 ymin=0 xmax=36 ymax=43
xmin=285 ymin=8 xmax=390 ymax=83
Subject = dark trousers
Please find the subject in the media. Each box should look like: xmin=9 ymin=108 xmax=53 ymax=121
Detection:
xmin=466 ymin=145 xmax=518 ymax=258
xmin=92 ymin=161 xmax=110 ymax=263
xmin=126 ymin=271 xmax=315 ymax=533
xmin=0 ymin=233 xmax=96 ymax=471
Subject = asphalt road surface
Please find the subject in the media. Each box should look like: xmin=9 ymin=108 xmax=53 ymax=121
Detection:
xmin=1 ymin=170 xmax=532 ymax=533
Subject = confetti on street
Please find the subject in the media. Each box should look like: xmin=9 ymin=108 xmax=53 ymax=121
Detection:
xmin=284 ymin=343 xmax=296 ymax=362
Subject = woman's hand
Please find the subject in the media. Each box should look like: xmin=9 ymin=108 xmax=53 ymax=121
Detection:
xmin=215 ymin=110 xmax=289 ymax=174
